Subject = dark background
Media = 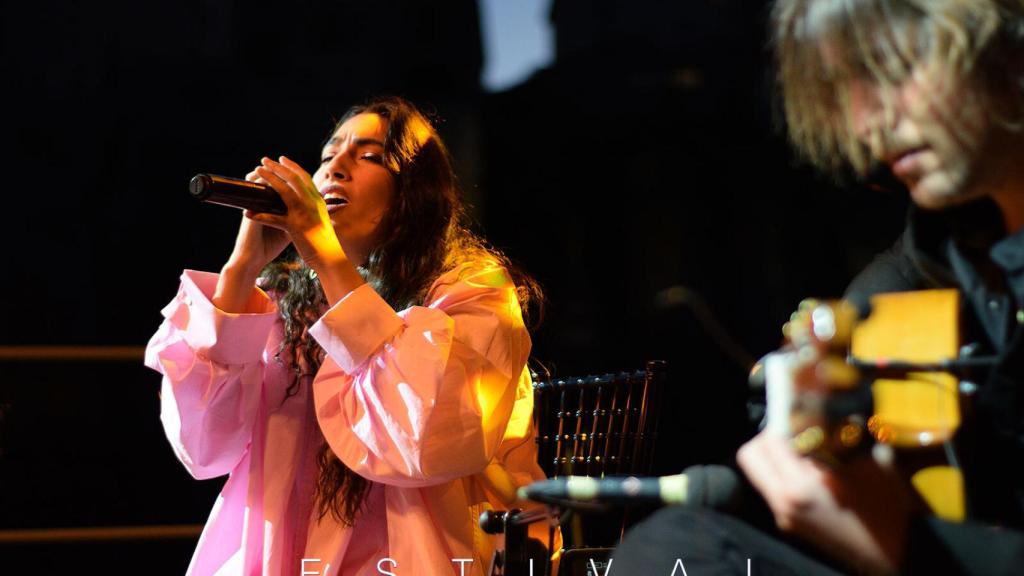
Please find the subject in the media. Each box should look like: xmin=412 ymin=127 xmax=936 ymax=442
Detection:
xmin=0 ymin=0 xmax=907 ymax=572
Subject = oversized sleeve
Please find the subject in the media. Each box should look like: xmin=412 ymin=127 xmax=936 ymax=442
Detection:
xmin=310 ymin=263 xmax=532 ymax=487
xmin=144 ymin=270 xmax=279 ymax=480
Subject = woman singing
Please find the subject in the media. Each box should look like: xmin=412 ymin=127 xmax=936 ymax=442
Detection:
xmin=145 ymin=97 xmax=546 ymax=575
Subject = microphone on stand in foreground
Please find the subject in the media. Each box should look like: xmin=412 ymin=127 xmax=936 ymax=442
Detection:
xmin=520 ymin=464 xmax=743 ymax=513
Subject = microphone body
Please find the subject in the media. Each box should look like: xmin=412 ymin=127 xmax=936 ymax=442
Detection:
xmin=520 ymin=465 xmax=741 ymax=512
xmin=189 ymin=174 xmax=287 ymax=215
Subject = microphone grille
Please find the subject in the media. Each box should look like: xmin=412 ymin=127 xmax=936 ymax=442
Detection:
xmin=189 ymin=174 xmax=212 ymax=199
xmin=684 ymin=464 xmax=741 ymax=512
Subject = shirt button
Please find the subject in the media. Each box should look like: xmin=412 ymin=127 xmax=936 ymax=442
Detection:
xmin=989 ymin=300 xmax=1000 ymax=310
xmin=1017 ymin=309 xmax=1024 ymax=324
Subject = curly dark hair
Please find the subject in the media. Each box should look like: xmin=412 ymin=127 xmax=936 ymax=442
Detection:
xmin=259 ymin=96 xmax=542 ymax=526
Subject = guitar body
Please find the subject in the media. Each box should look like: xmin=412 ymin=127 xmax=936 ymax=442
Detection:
xmin=851 ymin=289 xmax=964 ymax=521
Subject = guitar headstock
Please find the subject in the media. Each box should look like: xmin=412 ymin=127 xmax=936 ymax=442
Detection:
xmin=782 ymin=298 xmax=859 ymax=352
xmin=765 ymin=290 xmax=965 ymax=520
xmin=771 ymin=299 xmax=872 ymax=463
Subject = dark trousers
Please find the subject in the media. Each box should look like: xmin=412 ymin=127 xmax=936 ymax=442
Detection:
xmin=609 ymin=506 xmax=846 ymax=576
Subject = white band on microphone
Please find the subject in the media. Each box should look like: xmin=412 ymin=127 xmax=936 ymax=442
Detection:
xmin=658 ymin=474 xmax=689 ymax=505
xmin=565 ymin=476 xmax=600 ymax=500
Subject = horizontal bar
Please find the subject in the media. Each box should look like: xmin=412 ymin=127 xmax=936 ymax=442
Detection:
xmin=0 ymin=524 xmax=203 ymax=543
xmin=0 ymin=346 xmax=146 ymax=362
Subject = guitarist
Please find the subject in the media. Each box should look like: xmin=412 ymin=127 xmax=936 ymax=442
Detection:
xmin=612 ymin=1 xmax=1024 ymax=574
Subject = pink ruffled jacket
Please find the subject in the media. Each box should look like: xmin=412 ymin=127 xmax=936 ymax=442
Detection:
xmin=145 ymin=262 xmax=546 ymax=575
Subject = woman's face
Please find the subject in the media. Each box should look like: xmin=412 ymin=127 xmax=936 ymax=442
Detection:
xmin=313 ymin=113 xmax=396 ymax=266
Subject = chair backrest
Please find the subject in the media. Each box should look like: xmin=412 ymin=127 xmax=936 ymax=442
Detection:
xmin=480 ymin=361 xmax=668 ymax=576
xmin=533 ymin=360 xmax=667 ymax=480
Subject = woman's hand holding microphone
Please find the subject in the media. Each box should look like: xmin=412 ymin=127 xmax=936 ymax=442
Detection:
xmin=212 ymin=156 xmax=361 ymax=313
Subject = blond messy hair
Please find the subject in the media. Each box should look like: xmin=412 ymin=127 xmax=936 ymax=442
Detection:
xmin=772 ymin=0 xmax=1024 ymax=176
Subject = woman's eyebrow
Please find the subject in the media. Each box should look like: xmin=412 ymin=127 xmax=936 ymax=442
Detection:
xmin=324 ymin=136 xmax=386 ymax=148
xmin=354 ymin=137 xmax=385 ymax=147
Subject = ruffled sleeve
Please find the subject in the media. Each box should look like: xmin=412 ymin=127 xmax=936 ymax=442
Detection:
xmin=310 ymin=262 xmax=532 ymax=487
xmin=144 ymin=270 xmax=279 ymax=480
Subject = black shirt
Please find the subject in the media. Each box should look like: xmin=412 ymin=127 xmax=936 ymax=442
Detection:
xmin=846 ymin=198 xmax=1024 ymax=573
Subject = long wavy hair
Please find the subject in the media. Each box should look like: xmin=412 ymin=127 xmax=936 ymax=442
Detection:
xmin=258 ymin=97 xmax=543 ymax=525
xmin=772 ymin=0 xmax=1024 ymax=175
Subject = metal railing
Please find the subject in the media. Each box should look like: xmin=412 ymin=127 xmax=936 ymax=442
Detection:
xmin=1 ymin=345 xmax=200 ymax=546
xmin=0 ymin=524 xmax=203 ymax=543
xmin=0 ymin=346 xmax=146 ymax=362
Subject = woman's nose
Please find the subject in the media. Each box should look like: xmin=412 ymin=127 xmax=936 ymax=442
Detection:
xmin=324 ymin=155 xmax=349 ymax=181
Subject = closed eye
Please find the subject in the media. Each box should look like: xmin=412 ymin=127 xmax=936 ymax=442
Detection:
xmin=361 ymin=153 xmax=384 ymax=164
xmin=320 ymin=155 xmax=334 ymax=164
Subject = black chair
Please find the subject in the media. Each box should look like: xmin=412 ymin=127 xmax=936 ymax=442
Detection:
xmin=482 ymin=360 xmax=668 ymax=576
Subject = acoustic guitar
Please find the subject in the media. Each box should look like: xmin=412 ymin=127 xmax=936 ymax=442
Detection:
xmin=763 ymin=289 xmax=964 ymax=521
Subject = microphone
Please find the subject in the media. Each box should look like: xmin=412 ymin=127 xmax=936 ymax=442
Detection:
xmin=519 ymin=465 xmax=741 ymax=512
xmin=189 ymin=173 xmax=287 ymax=215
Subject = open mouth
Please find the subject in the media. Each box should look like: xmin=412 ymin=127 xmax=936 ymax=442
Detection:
xmin=324 ymin=196 xmax=349 ymax=213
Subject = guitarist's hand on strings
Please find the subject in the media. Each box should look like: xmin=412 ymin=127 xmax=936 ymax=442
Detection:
xmin=738 ymin=430 xmax=916 ymax=576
